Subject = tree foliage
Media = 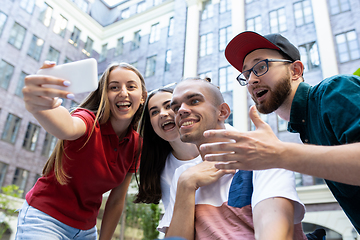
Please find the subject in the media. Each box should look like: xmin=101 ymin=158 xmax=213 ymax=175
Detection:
xmin=125 ymin=194 xmax=160 ymax=240
xmin=0 ymin=185 xmax=23 ymax=239
xmin=354 ymin=68 xmax=360 ymax=77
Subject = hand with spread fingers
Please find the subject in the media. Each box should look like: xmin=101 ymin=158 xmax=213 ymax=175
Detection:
xmin=200 ymin=106 xmax=283 ymax=171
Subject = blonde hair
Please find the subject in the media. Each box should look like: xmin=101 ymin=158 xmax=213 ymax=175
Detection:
xmin=42 ymin=62 xmax=147 ymax=185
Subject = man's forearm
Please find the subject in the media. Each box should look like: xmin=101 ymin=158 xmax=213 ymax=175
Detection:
xmin=280 ymin=142 xmax=360 ymax=185
xmin=166 ymin=182 xmax=196 ymax=240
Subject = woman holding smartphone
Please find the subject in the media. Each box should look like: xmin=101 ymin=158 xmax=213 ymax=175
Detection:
xmin=16 ymin=61 xmax=147 ymax=240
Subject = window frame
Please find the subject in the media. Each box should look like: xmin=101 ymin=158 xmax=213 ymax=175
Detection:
xmin=145 ymin=55 xmax=157 ymax=77
xmin=269 ymin=7 xmax=287 ymax=33
xmin=27 ymin=34 xmax=44 ymax=61
xmin=200 ymin=32 xmax=213 ymax=57
xmin=20 ymin=0 xmax=36 ymax=14
xmin=1 ymin=113 xmax=22 ymax=144
xmin=22 ymin=122 xmax=41 ymax=152
xmin=8 ymin=22 xmax=27 ymax=49
xmin=0 ymin=60 xmax=15 ymax=90
xmin=335 ymin=30 xmax=360 ymax=63
xmin=293 ymin=0 xmax=313 ymax=27
xmin=38 ymin=2 xmax=53 ymax=27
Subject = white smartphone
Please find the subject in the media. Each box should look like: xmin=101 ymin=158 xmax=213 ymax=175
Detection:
xmin=37 ymin=58 xmax=98 ymax=94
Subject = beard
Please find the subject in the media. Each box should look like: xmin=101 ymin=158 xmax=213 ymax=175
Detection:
xmin=179 ymin=118 xmax=217 ymax=145
xmin=253 ymin=72 xmax=292 ymax=114
xmin=179 ymin=125 xmax=205 ymax=145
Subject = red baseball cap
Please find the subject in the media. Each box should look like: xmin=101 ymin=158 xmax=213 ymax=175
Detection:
xmin=225 ymin=31 xmax=300 ymax=72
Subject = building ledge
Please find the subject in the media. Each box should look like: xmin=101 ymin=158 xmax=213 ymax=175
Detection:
xmin=297 ymin=184 xmax=337 ymax=204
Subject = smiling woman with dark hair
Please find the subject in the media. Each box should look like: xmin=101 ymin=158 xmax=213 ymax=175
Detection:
xmin=134 ymin=87 xmax=199 ymax=212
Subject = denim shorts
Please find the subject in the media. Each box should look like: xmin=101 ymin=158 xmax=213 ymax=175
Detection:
xmin=15 ymin=201 xmax=97 ymax=240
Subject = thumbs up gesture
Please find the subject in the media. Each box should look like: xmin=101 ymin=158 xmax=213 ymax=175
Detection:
xmin=200 ymin=106 xmax=283 ymax=171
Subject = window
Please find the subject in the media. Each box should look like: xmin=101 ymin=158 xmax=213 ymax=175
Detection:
xmin=114 ymin=37 xmax=124 ymax=56
xmin=23 ymin=122 xmax=40 ymax=151
xmin=0 ymin=162 xmax=8 ymax=188
xmin=245 ymin=0 xmax=257 ymax=3
xmin=20 ymin=0 xmax=36 ymax=14
xmin=225 ymin=111 xmax=233 ymax=126
xmin=165 ymin=50 xmax=172 ymax=72
xmin=131 ymin=30 xmax=141 ymax=50
xmin=1 ymin=113 xmax=22 ymax=144
xmin=130 ymin=61 xmax=138 ymax=68
xmin=46 ymin=47 xmax=60 ymax=64
xmin=121 ymin=8 xmax=130 ymax=19
xmin=201 ymin=1 xmax=213 ymax=20
xmin=219 ymin=0 xmax=231 ymax=13
xmin=12 ymin=168 xmax=29 ymax=192
xmin=168 ymin=17 xmax=174 ymax=37
xmin=149 ymin=23 xmax=160 ymax=43
xmin=8 ymin=22 xmax=26 ymax=49
xmin=145 ymin=55 xmax=157 ymax=77
xmin=38 ymin=2 xmax=53 ymax=27
xmin=219 ymin=26 xmax=232 ymax=51
xmin=0 ymin=60 xmax=15 ymax=90
xmin=329 ymin=0 xmax=350 ymax=15
xmin=137 ymin=1 xmax=146 ymax=13
xmin=294 ymin=172 xmax=303 ymax=186
xmin=219 ymin=66 xmax=232 ymax=92
xmin=250 ymin=113 xmax=268 ymax=131
xmin=27 ymin=35 xmax=44 ymax=61
xmin=200 ymin=33 xmax=213 ymax=57
xmin=0 ymin=11 xmax=7 ymax=36
xmin=277 ymin=115 xmax=288 ymax=132
xmin=82 ymin=37 xmax=93 ymax=56
xmin=41 ymin=132 xmax=57 ymax=158
xmin=74 ymin=0 xmax=89 ymax=12
xmin=64 ymin=57 xmax=72 ymax=64
xmin=269 ymin=7 xmax=287 ymax=33
xmin=99 ymin=43 xmax=108 ymax=62
xmin=69 ymin=26 xmax=81 ymax=47
xmin=53 ymin=14 xmax=67 ymax=37
xmin=153 ymin=0 xmax=162 ymax=6
xmin=246 ymin=15 xmax=262 ymax=33
xmin=199 ymin=71 xmax=212 ymax=80
xmin=294 ymin=0 xmax=313 ymax=27
xmin=313 ymin=177 xmax=325 ymax=185
xmin=33 ymin=174 xmax=41 ymax=186
xmin=15 ymin=72 xmax=27 ymax=97
xmin=299 ymin=41 xmax=320 ymax=72
xmin=336 ymin=30 xmax=360 ymax=63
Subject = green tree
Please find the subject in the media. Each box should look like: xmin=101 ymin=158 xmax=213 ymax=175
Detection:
xmin=354 ymin=68 xmax=360 ymax=76
xmin=125 ymin=195 xmax=160 ymax=240
xmin=0 ymin=185 xmax=23 ymax=238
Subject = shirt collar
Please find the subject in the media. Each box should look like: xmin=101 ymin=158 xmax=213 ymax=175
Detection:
xmin=101 ymin=119 xmax=134 ymax=141
xmin=288 ymin=82 xmax=311 ymax=131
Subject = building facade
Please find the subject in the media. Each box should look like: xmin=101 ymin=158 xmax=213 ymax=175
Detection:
xmin=0 ymin=0 xmax=359 ymax=239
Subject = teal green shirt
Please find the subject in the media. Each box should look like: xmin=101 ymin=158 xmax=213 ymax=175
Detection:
xmin=288 ymin=75 xmax=360 ymax=233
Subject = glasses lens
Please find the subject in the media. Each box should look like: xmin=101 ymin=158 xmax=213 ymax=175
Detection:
xmin=236 ymin=73 xmax=247 ymax=86
xmin=253 ymin=60 xmax=268 ymax=76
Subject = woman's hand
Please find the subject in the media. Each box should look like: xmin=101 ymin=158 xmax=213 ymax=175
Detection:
xmin=22 ymin=61 xmax=74 ymax=113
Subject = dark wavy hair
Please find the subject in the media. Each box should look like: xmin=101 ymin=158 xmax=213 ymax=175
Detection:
xmin=134 ymin=87 xmax=174 ymax=204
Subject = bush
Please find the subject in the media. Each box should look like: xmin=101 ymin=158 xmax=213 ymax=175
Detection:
xmin=126 ymin=195 xmax=160 ymax=240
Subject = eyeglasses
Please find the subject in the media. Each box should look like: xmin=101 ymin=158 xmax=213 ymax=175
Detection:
xmin=236 ymin=59 xmax=293 ymax=86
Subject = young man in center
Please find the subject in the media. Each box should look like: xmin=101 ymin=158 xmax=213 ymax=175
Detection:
xmin=158 ymin=78 xmax=307 ymax=240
